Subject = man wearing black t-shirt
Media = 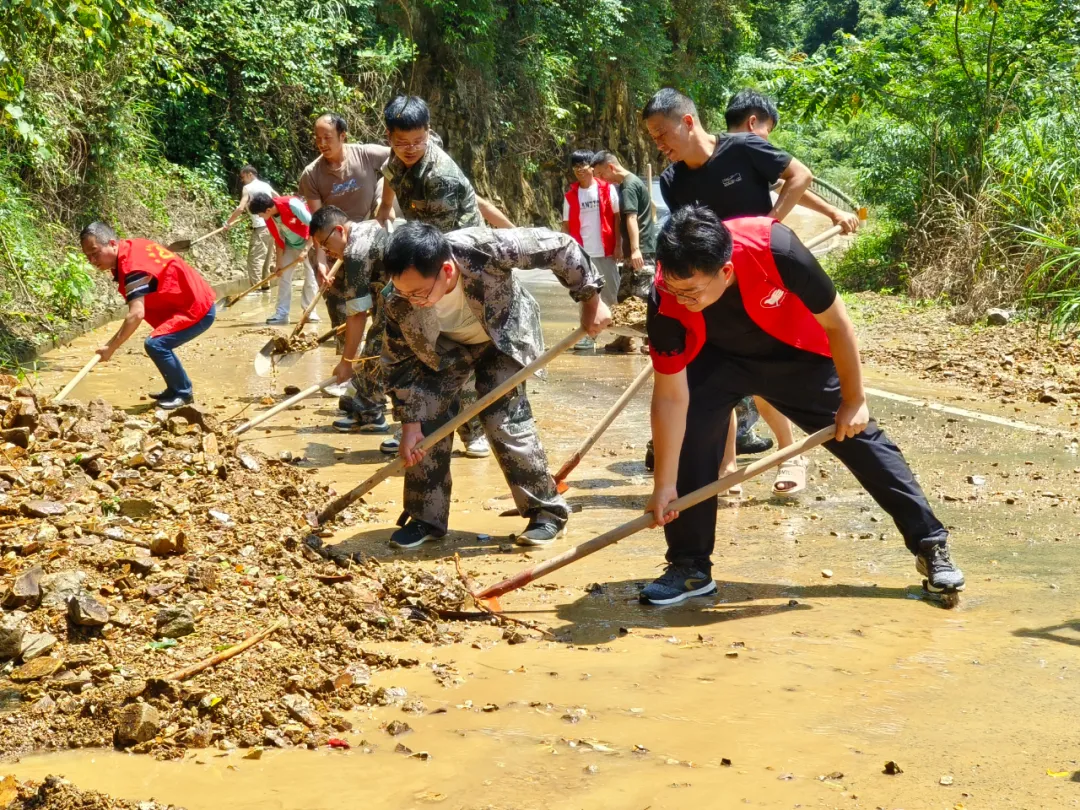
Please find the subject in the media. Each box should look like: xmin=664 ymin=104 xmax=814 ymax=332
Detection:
xmin=638 ymin=205 xmax=964 ymax=605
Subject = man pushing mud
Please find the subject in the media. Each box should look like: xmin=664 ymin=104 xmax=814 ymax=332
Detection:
xmin=380 ymin=222 xmax=611 ymax=549
xmin=640 ymin=205 xmax=965 ymax=605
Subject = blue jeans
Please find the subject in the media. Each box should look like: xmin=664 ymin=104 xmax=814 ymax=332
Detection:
xmin=143 ymin=305 xmax=216 ymax=399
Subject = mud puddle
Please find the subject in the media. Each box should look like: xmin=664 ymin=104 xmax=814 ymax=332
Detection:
xmin=8 ymin=214 xmax=1080 ymax=807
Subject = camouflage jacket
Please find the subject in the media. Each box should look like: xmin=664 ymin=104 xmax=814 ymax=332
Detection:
xmin=382 ymin=227 xmax=602 ymax=423
xmin=382 ymin=142 xmax=483 ymax=231
xmin=340 ymin=220 xmax=388 ymax=315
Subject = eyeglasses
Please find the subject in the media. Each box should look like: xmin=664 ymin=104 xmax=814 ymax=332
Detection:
xmin=390 ymin=133 xmax=429 ymax=153
xmin=391 ymin=274 xmax=440 ymax=305
xmin=656 ymin=275 xmax=716 ymax=305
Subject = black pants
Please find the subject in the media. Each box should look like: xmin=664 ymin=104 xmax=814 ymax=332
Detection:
xmin=667 ymin=345 xmax=947 ymax=570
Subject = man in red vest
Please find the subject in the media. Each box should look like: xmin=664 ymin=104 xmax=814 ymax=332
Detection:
xmin=639 ymin=205 xmax=965 ymax=605
xmin=79 ymin=222 xmax=217 ymax=409
xmin=562 ymin=150 xmax=620 ymax=351
xmin=248 ymin=192 xmax=319 ymax=325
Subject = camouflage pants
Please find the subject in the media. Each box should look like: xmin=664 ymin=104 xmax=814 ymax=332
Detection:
xmin=342 ymin=307 xmax=483 ymax=442
xmin=324 ymin=286 xmax=347 ymax=352
xmin=403 ymin=345 xmax=569 ymax=533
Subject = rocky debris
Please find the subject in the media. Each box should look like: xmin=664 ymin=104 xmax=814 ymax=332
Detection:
xmin=20 ymin=500 xmax=67 ymax=519
xmin=115 ymin=702 xmax=163 ymax=745
xmin=155 ymin=605 xmax=196 ymax=639
xmin=0 ymin=610 xmax=28 ymax=659
xmin=67 ymin=592 xmax=110 ymax=626
xmin=986 ymin=308 xmax=1013 ymax=326
xmin=19 ymin=631 xmax=58 ymax=660
xmin=610 ymin=297 xmax=647 ymax=329
xmin=3 ymin=564 xmax=43 ymax=609
xmin=0 ymin=386 xmax=473 ymax=762
xmin=3 ymin=775 xmax=185 ymax=810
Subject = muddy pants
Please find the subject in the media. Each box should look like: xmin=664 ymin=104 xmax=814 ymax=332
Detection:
xmin=403 ymin=345 xmax=569 ymax=533
xmin=666 ymin=346 xmax=947 ymax=571
xmin=247 ymin=227 xmax=274 ymax=287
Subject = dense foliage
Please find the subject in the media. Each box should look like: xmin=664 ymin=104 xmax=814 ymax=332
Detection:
xmin=1 ymin=0 xmax=1078 ymax=366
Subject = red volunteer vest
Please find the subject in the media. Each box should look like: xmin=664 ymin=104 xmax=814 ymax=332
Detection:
xmin=116 ymin=239 xmax=216 ymax=337
xmin=650 ymin=217 xmax=831 ymax=374
xmin=565 ymin=180 xmax=617 ymax=257
xmin=264 ymin=196 xmax=310 ymax=251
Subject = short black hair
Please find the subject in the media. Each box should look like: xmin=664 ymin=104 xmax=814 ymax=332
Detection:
xmin=79 ymin=221 xmax=116 ymax=245
xmin=384 ymin=222 xmax=452 ymax=280
xmin=642 ymin=88 xmax=698 ymax=121
xmin=316 ymin=113 xmax=348 ymax=135
xmin=240 ymin=164 xmax=258 ymax=177
xmin=248 ymin=192 xmax=275 ymax=215
xmin=384 ymin=95 xmax=430 ymax=133
xmin=725 ymin=88 xmax=780 ymax=130
xmin=656 ymin=205 xmax=733 ymax=279
xmin=570 ymin=149 xmax=595 ymax=168
xmin=590 ymin=150 xmax=621 ymax=168
xmin=309 ymin=205 xmax=348 ymax=240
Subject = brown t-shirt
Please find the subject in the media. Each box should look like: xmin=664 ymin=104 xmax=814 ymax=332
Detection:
xmin=298 ymin=143 xmax=391 ymax=221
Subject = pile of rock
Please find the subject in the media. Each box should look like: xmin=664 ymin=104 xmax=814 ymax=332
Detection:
xmin=0 ymin=380 xmax=470 ymax=760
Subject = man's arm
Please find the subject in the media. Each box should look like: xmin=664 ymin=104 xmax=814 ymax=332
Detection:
xmin=96 ymin=297 xmax=146 ymax=361
xmin=645 ymin=368 xmax=689 ymax=526
xmin=477 ymin=195 xmax=514 ymax=228
xmin=225 ymin=192 xmax=251 ymax=229
xmin=814 ymin=295 xmax=868 ymax=442
xmin=374 ymin=179 xmax=396 ymax=228
xmin=769 ymin=156 xmax=813 ymax=223
xmin=483 ymin=228 xmax=610 ymax=336
xmin=332 ymin=311 xmax=369 ymax=384
xmin=793 ymin=189 xmax=861 ymax=234
xmin=625 ymin=212 xmax=644 ymax=270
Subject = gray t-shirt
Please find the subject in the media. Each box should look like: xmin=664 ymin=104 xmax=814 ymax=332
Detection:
xmin=298 ymin=143 xmax=391 ymax=221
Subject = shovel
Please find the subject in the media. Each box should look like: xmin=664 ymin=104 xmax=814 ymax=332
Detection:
xmin=473 ymin=425 xmax=836 ymax=611
xmin=253 ymin=258 xmax=342 ymax=376
xmin=253 ymin=323 xmax=346 ymax=377
xmin=54 ymin=355 xmax=101 ymax=403
xmin=499 ymin=363 xmax=654 ymax=517
xmin=167 ymin=225 xmax=229 ymax=253
xmin=316 ymin=327 xmax=587 ymax=526
xmin=232 ymin=376 xmax=338 ymax=436
xmin=218 ymin=249 xmax=311 ymax=309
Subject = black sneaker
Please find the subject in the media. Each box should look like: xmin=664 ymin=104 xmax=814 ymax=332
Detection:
xmin=644 ymin=440 xmax=654 ymax=473
xmin=390 ymin=519 xmax=446 ymax=550
xmin=148 ymin=389 xmax=174 ymax=401
xmin=515 ymin=513 xmax=566 ymax=547
xmin=158 ymin=395 xmax=194 ymax=411
xmin=736 ymin=430 xmax=774 ymax=455
xmin=639 ymin=562 xmax=717 ymax=606
xmin=916 ymin=540 xmax=965 ymax=592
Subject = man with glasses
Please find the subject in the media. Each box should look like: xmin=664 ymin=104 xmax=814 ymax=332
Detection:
xmin=562 ymin=150 xmax=621 ymax=352
xmin=638 ymin=205 xmax=965 ymax=605
xmin=380 ymin=222 xmax=611 ymax=550
xmin=372 ymin=95 xmax=498 ymax=457
xmin=307 ymin=206 xmax=389 ymax=422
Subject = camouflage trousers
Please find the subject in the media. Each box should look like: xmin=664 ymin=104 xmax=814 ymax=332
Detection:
xmin=403 ymin=344 xmax=569 ymax=533
xmin=324 ymin=286 xmax=348 ymax=353
xmin=341 ymin=307 xmax=483 ymax=443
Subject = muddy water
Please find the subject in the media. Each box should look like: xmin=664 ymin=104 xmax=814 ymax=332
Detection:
xmin=8 ymin=214 xmax=1080 ymax=808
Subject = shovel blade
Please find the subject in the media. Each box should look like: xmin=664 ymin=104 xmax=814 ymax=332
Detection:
xmin=478 ymin=595 xmax=503 ymax=613
xmin=166 ymin=239 xmax=193 ymax=253
xmin=254 ymin=340 xmax=277 ymax=377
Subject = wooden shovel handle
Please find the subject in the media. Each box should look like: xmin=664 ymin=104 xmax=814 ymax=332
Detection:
xmin=317 ymin=327 xmax=587 ymax=525
xmin=476 ymin=425 xmax=837 ymax=600
xmin=225 ymin=248 xmax=310 ymax=307
xmin=288 ymin=258 xmax=342 ymax=340
xmin=54 ymin=355 xmax=100 ymax=403
xmin=805 ymin=225 xmax=843 ymax=249
xmin=191 ymin=224 xmax=229 ymax=247
xmin=232 ymin=376 xmax=337 ymax=436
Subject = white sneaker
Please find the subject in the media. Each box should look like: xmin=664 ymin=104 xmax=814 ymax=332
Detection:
xmin=464 ymin=434 xmax=491 ymax=458
xmin=380 ymin=431 xmax=401 ymax=455
xmin=307 ymin=313 xmax=322 ymax=323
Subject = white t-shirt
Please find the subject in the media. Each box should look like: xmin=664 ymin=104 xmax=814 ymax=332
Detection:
xmin=433 ymin=277 xmax=490 ymax=345
xmin=243 ymin=179 xmax=276 ymax=228
xmin=562 ymin=181 xmax=620 ymax=258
